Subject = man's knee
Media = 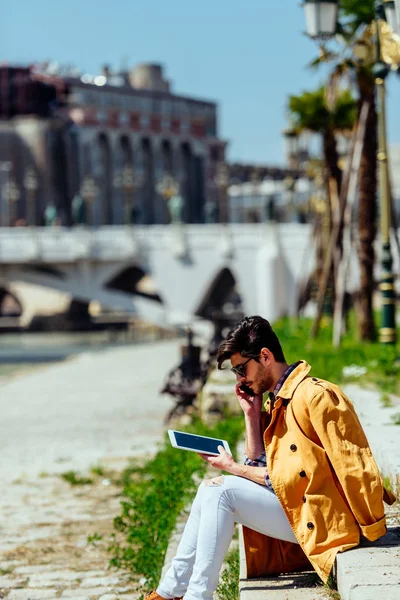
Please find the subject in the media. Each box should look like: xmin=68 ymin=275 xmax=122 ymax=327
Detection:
xmin=204 ymin=476 xmax=223 ymax=487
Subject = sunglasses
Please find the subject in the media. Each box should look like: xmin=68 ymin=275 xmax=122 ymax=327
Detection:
xmin=230 ymin=357 xmax=253 ymax=378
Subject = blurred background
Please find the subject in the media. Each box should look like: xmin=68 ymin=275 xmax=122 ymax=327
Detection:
xmin=1 ymin=0 xmax=400 ymax=357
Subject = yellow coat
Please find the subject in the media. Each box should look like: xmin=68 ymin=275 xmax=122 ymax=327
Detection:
xmin=242 ymin=361 xmax=396 ymax=583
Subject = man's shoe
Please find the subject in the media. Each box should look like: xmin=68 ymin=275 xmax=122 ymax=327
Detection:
xmin=143 ymin=591 xmax=183 ymax=600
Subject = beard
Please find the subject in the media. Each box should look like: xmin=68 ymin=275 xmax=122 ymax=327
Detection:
xmin=256 ymin=370 xmax=274 ymax=395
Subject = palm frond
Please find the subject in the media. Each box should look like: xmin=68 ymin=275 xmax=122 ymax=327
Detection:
xmin=339 ymin=0 xmax=375 ymax=25
xmin=307 ymin=47 xmax=339 ymax=71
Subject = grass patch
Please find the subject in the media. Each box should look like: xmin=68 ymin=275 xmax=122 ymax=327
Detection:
xmin=108 ymin=415 xmax=245 ymax=597
xmin=87 ymin=533 xmax=103 ymax=544
xmin=380 ymin=393 xmax=393 ymax=408
xmin=90 ymin=464 xmax=110 ymax=477
xmin=390 ymin=412 xmax=400 ymax=425
xmin=273 ymin=316 xmax=400 ymax=395
xmin=61 ymin=470 xmax=94 ymax=486
xmin=383 ymin=475 xmax=393 ymax=493
xmin=216 ymin=546 xmax=240 ymax=600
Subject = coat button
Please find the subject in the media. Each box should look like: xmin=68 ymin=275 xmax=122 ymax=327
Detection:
xmin=290 ymin=444 xmax=297 ymax=452
xmin=307 ymin=522 xmax=314 ymax=530
xmin=299 ymin=470 xmax=306 ymax=478
xmin=302 ymin=496 xmax=306 ymax=503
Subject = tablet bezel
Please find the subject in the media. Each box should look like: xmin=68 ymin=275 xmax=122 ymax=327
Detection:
xmin=168 ymin=430 xmax=231 ymax=456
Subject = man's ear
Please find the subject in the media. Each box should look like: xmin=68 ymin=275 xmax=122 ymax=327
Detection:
xmin=260 ymin=347 xmax=272 ymax=363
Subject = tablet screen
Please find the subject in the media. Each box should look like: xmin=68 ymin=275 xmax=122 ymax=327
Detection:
xmin=174 ymin=431 xmax=224 ymax=455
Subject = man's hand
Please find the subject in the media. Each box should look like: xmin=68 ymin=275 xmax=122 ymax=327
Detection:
xmin=199 ymin=447 xmax=268 ymax=486
xmin=235 ymin=383 xmax=262 ymax=418
xmin=199 ymin=446 xmax=237 ymax=474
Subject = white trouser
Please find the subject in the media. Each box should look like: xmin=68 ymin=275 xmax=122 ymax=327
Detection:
xmin=157 ymin=475 xmax=298 ymax=600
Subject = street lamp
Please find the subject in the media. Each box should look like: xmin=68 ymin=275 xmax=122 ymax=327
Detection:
xmin=383 ymin=0 xmax=399 ymax=33
xmin=0 ymin=162 xmax=12 ymax=226
xmin=23 ymin=168 xmax=38 ymax=226
xmin=372 ymin=0 xmax=399 ymax=344
xmin=156 ymin=173 xmax=182 ymax=224
xmin=303 ymin=0 xmax=338 ymax=41
xmin=283 ymin=128 xmax=300 ymax=170
xmin=117 ymin=167 xmax=143 ymax=225
xmin=80 ymin=176 xmax=98 ymax=225
xmin=121 ymin=166 xmax=134 ymax=225
xmin=215 ymin=163 xmax=230 ymax=223
xmin=303 ymin=0 xmax=400 ymax=344
xmin=2 ymin=178 xmax=21 ymax=226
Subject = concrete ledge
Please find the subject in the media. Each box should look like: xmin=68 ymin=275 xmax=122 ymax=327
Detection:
xmin=239 ymin=526 xmax=328 ymax=600
xmin=336 ymin=525 xmax=400 ymax=600
xmin=335 ymin=386 xmax=400 ymax=599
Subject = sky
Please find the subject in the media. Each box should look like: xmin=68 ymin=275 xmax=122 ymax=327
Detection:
xmin=2 ymin=0 xmax=400 ymax=165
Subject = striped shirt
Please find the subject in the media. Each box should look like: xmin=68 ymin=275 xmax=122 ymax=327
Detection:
xmin=244 ymin=362 xmax=301 ymax=492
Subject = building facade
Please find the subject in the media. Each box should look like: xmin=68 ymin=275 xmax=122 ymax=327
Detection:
xmin=0 ymin=63 xmax=226 ymax=226
xmin=227 ymin=163 xmax=312 ymax=224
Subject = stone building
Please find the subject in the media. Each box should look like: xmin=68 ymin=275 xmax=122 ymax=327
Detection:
xmin=0 ymin=63 xmax=226 ymax=226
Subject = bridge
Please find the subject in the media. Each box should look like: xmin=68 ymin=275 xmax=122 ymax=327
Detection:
xmin=0 ymin=223 xmax=392 ymax=328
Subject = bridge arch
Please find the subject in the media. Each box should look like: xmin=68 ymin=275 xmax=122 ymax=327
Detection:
xmin=0 ymin=287 xmax=23 ymax=318
xmin=194 ymin=266 xmax=243 ymax=321
xmin=105 ymin=265 xmax=163 ymax=304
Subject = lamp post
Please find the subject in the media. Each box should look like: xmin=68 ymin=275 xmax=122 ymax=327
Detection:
xmin=373 ymin=0 xmax=400 ymax=344
xmin=283 ymin=128 xmax=300 ymax=170
xmin=23 ymin=168 xmax=38 ymax=226
xmin=80 ymin=176 xmax=98 ymax=225
xmin=283 ymin=176 xmax=298 ymax=223
xmin=121 ymin=166 xmax=134 ymax=225
xmin=302 ymin=0 xmax=400 ymax=344
xmin=156 ymin=173 xmax=182 ymax=224
xmin=3 ymin=178 xmax=21 ymax=226
xmin=0 ymin=162 xmax=12 ymax=226
xmin=215 ymin=163 xmax=230 ymax=223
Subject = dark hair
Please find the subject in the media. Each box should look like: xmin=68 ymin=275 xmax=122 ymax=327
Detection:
xmin=216 ymin=315 xmax=286 ymax=369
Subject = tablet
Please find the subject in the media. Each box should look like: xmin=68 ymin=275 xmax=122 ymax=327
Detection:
xmin=168 ymin=430 xmax=231 ymax=456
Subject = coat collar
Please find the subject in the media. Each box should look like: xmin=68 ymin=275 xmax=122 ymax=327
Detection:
xmin=275 ymin=360 xmax=311 ymax=400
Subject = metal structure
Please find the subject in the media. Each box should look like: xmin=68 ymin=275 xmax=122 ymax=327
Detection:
xmin=161 ymin=328 xmax=208 ymax=422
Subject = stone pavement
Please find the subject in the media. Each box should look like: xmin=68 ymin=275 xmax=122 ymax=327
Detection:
xmin=0 ymin=468 xmax=137 ymax=599
xmin=0 ymin=339 xmax=182 ymax=599
xmin=0 ymin=339 xmax=180 ymax=484
xmin=335 ymin=385 xmax=400 ymax=600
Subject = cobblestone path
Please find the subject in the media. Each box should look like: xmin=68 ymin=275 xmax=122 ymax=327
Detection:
xmin=0 ymin=339 xmax=182 ymax=600
xmin=0 ymin=463 xmax=138 ymax=599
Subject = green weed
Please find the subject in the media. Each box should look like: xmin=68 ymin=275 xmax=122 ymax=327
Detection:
xmin=216 ymin=546 xmax=240 ymax=600
xmin=108 ymin=416 xmax=244 ymax=596
xmin=380 ymin=393 xmax=393 ymax=408
xmin=61 ymin=471 xmax=94 ymax=486
xmin=391 ymin=412 xmax=400 ymax=425
xmin=90 ymin=465 xmax=107 ymax=477
xmin=383 ymin=475 xmax=393 ymax=493
xmin=87 ymin=533 xmax=103 ymax=544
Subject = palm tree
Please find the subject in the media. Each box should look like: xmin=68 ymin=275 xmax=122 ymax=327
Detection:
xmin=308 ymin=0 xmax=378 ymax=340
xmin=288 ymin=87 xmax=357 ymax=316
xmin=288 ymin=87 xmax=357 ymax=200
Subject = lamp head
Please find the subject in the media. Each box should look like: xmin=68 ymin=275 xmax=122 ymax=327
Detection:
xmin=303 ymin=0 xmax=339 ymax=41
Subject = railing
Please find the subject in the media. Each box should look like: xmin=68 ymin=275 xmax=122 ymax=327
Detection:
xmin=0 ymin=227 xmax=138 ymax=263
